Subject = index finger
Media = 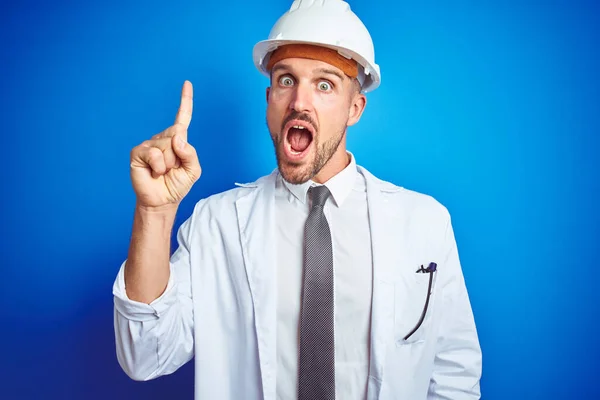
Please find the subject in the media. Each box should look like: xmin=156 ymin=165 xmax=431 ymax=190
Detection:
xmin=174 ymin=80 xmax=193 ymax=133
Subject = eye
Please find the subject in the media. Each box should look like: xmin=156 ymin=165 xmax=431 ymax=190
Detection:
xmin=318 ymin=81 xmax=332 ymax=91
xmin=279 ymin=76 xmax=294 ymax=86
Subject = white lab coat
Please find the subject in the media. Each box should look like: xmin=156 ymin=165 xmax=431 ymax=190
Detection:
xmin=113 ymin=166 xmax=482 ymax=399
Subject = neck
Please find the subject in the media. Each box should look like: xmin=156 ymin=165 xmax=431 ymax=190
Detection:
xmin=312 ymin=143 xmax=350 ymax=184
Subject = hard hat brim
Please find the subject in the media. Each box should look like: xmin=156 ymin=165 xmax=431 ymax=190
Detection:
xmin=253 ymin=39 xmax=380 ymax=93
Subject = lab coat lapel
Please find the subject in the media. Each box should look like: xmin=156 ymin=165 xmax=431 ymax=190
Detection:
xmin=360 ymin=166 xmax=415 ymax=400
xmin=235 ymin=171 xmax=278 ymax=400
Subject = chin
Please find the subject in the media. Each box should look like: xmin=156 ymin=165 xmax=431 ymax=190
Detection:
xmin=276 ymin=152 xmax=315 ymax=185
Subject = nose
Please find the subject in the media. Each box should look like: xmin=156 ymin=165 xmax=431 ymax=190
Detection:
xmin=289 ymin=81 xmax=313 ymax=113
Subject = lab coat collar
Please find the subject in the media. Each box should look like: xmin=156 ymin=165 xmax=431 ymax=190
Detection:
xmin=234 ymin=159 xmax=400 ymax=195
xmin=280 ymin=151 xmax=359 ymax=208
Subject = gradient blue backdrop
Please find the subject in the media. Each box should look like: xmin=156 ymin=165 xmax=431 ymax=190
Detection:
xmin=1 ymin=0 xmax=598 ymax=399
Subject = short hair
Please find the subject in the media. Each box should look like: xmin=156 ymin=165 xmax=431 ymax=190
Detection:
xmin=351 ymin=77 xmax=361 ymax=94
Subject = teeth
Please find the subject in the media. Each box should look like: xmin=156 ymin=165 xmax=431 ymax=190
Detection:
xmin=292 ymin=125 xmax=306 ymax=129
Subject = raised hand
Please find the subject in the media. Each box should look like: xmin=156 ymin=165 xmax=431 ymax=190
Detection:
xmin=130 ymin=81 xmax=201 ymax=210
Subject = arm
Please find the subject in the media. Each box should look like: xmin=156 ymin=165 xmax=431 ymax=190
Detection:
xmin=113 ymin=81 xmax=201 ymax=381
xmin=124 ymin=205 xmax=176 ymax=304
xmin=113 ymin=206 xmax=195 ymax=381
xmin=428 ymin=216 xmax=482 ymax=399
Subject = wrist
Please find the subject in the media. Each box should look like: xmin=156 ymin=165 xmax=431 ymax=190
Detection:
xmin=135 ymin=202 xmax=179 ymax=217
xmin=133 ymin=203 xmax=178 ymax=234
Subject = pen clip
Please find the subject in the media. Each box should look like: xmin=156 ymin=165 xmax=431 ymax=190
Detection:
xmin=416 ymin=262 xmax=437 ymax=273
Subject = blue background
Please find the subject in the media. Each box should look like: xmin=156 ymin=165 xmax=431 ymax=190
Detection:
xmin=1 ymin=0 xmax=598 ymax=398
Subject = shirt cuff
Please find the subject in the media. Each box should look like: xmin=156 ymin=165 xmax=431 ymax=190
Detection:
xmin=112 ymin=260 xmax=177 ymax=322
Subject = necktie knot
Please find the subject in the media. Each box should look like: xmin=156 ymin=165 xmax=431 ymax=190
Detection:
xmin=310 ymin=185 xmax=331 ymax=208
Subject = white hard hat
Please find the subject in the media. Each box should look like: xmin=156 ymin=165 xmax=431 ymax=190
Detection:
xmin=253 ymin=0 xmax=381 ymax=93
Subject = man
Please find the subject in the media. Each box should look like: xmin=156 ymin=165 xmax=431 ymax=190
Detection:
xmin=113 ymin=1 xmax=482 ymax=399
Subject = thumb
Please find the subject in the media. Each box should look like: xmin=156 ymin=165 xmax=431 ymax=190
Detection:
xmin=172 ymin=134 xmax=201 ymax=178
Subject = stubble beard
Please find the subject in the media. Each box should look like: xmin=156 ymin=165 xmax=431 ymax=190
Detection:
xmin=269 ymin=125 xmax=347 ymax=185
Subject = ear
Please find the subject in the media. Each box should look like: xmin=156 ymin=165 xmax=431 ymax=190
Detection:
xmin=266 ymin=87 xmax=271 ymax=103
xmin=347 ymin=92 xmax=367 ymax=127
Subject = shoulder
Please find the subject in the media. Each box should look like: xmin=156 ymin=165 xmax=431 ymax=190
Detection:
xmin=358 ymin=165 xmax=451 ymax=224
xmin=190 ymin=169 xmax=278 ymax=216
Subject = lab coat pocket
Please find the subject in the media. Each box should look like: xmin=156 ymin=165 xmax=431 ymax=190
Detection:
xmin=394 ymin=267 xmax=440 ymax=347
xmin=379 ymin=267 xmax=441 ymax=397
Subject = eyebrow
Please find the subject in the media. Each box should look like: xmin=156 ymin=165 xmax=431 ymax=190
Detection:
xmin=314 ymin=68 xmax=345 ymax=82
xmin=270 ymin=63 xmax=345 ymax=82
xmin=270 ymin=63 xmax=292 ymax=77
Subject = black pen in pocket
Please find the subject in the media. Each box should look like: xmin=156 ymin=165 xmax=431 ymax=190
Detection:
xmin=404 ymin=262 xmax=437 ymax=341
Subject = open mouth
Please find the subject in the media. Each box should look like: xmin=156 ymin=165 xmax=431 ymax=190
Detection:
xmin=283 ymin=120 xmax=315 ymax=160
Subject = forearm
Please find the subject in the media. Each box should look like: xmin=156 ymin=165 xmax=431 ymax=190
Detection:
xmin=124 ymin=203 xmax=177 ymax=303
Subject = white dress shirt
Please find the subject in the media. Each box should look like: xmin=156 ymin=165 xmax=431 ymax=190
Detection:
xmin=275 ymin=152 xmax=373 ymax=400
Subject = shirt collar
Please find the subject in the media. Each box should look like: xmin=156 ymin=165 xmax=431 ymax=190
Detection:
xmin=281 ymin=151 xmax=358 ymax=208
